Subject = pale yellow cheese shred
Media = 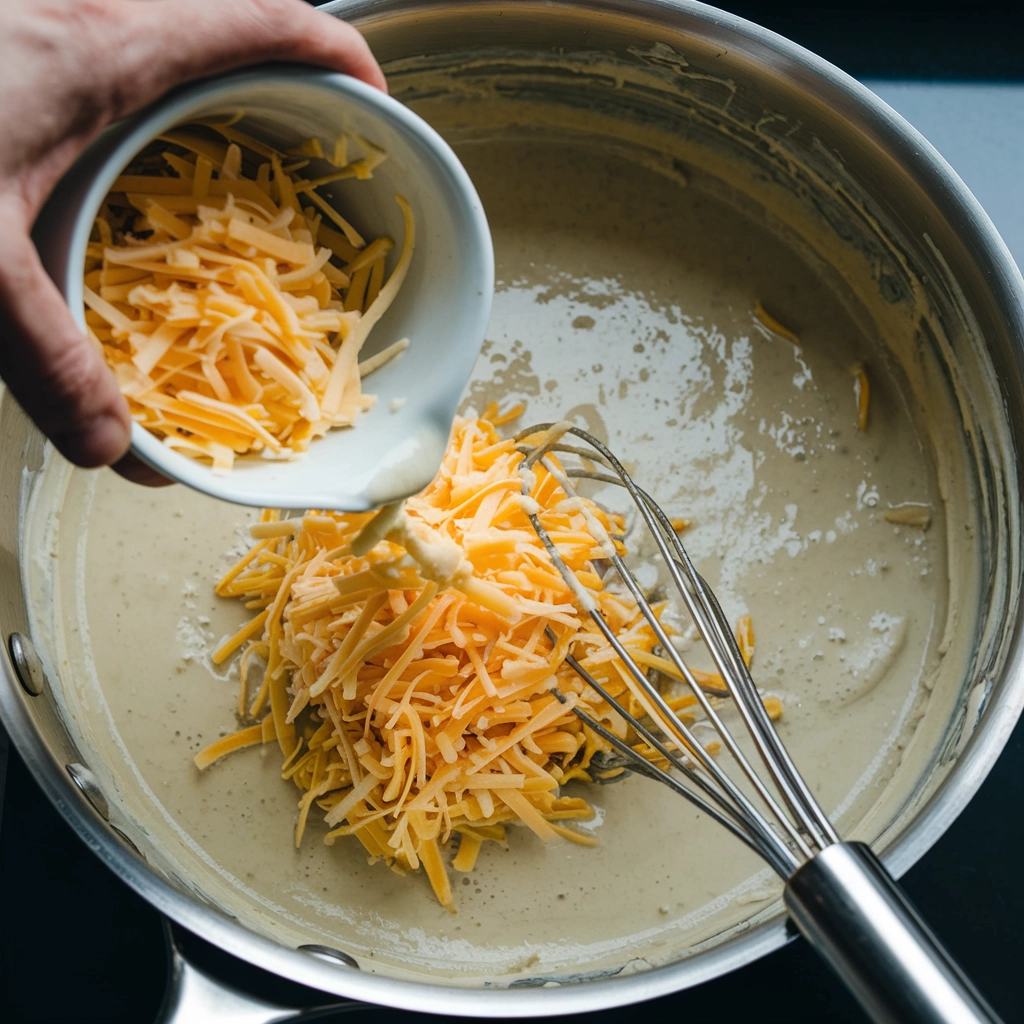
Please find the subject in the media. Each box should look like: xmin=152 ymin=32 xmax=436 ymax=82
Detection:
xmin=84 ymin=129 xmax=413 ymax=472
xmin=853 ymin=362 xmax=871 ymax=431
xmin=195 ymin=412 xmax=773 ymax=909
xmin=753 ymin=300 xmax=800 ymax=345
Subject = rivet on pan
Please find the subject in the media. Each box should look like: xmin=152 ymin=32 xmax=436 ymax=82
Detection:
xmin=167 ymin=872 xmax=239 ymax=920
xmin=193 ymin=890 xmax=238 ymax=920
xmin=8 ymin=632 xmax=46 ymax=696
xmin=111 ymin=825 xmax=144 ymax=859
xmin=298 ymin=944 xmax=360 ymax=969
xmin=65 ymin=763 xmax=110 ymax=821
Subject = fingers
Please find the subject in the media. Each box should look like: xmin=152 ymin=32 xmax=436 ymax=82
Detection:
xmin=107 ymin=0 xmax=386 ymax=125
xmin=0 ymin=0 xmax=385 ymax=472
xmin=0 ymin=220 xmax=130 ymax=468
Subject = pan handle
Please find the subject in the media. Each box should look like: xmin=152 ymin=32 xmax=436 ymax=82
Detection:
xmin=156 ymin=920 xmax=368 ymax=1023
xmin=784 ymin=842 xmax=1002 ymax=1024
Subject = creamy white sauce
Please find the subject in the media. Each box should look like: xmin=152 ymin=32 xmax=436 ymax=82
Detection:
xmin=20 ymin=130 xmax=978 ymax=985
xmin=354 ymin=501 xmax=470 ymax=590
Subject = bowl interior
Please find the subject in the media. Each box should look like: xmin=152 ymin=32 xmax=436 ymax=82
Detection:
xmin=81 ymin=68 xmax=494 ymax=511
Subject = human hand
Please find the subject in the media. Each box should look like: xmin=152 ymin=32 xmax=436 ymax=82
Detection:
xmin=0 ymin=0 xmax=385 ymax=482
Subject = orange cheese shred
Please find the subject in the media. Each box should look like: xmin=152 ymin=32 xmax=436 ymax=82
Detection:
xmin=194 ymin=416 xmax=774 ymax=908
xmin=736 ymin=613 xmax=755 ymax=669
xmin=84 ymin=129 xmax=413 ymax=472
xmin=853 ymin=362 xmax=870 ymax=431
xmin=194 ymin=723 xmax=264 ymax=770
xmin=753 ymin=300 xmax=800 ymax=345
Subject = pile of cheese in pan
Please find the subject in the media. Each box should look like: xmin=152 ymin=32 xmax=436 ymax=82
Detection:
xmin=196 ymin=410 xmax=777 ymax=910
xmin=83 ymin=124 xmax=411 ymax=472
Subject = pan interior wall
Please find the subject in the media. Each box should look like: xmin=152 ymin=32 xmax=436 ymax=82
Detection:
xmin=18 ymin=54 xmax=982 ymax=987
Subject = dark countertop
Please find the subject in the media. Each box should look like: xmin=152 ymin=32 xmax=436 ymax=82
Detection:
xmin=3 ymin=5 xmax=1024 ymax=1022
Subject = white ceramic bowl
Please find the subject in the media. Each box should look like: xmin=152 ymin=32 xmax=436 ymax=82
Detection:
xmin=34 ymin=65 xmax=494 ymax=511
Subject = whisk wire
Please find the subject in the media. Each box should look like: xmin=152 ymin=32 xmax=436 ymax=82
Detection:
xmin=558 ymin=648 xmax=801 ymax=877
xmin=652 ymin=506 xmax=837 ymax=850
xmin=529 ymin=442 xmax=815 ymax=863
xmin=695 ymin=568 xmax=841 ymax=848
xmin=595 ymin=478 xmax=820 ymax=862
xmin=551 ymin=628 xmax=766 ymax=823
xmin=515 ymin=423 xmax=843 ymax=877
xmin=522 ymin=447 xmax=803 ymax=867
xmin=640 ymin=478 xmax=840 ymax=849
xmin=554 ymin=687 xmax=786 ymax=868
xmin=576 ymin=512 xmax=814 ymax=864
xmin=511 ymin=422 xmax=1002 ymax=1024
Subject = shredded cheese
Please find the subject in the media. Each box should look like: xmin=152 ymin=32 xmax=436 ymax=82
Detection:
xmin=84 ymin=129 xmax=413 ymax=472
xmin=883 ymin=502 xmax=932 ymax=529
xmin=753 ymin=300 xmax=800 ymax=345
xmin=195 ymin=410 xmax=776 ymax=909
xmin=852 ymin=362 xmax=870 ymax=432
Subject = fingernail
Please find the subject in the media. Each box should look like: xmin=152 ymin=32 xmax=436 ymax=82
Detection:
xmin=112 ymin=452 xmax=175 ymax=488
xmin=55 ymin=413 xmax=131 ymax=468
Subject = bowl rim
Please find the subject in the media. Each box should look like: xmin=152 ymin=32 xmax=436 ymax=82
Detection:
xmin=64 ymin=64 xmax=495 ymax=511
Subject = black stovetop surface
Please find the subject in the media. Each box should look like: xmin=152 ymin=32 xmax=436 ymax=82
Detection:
xmin=3 ymin=4 xmax=1024 ymax=1022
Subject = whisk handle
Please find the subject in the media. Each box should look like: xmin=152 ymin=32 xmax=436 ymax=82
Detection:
xmin=784 ymin=842 xmax=1002 ymax=1024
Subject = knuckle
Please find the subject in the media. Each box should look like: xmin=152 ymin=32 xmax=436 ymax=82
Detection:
xmin=33 ymin=341 xmax=113 ymax=430
xmin=59 ymin=1 xmax=138 ymax=121
xmin=61 ymin=0 xmax=119 ymax=72
xmin=246 ymin=0 xmax=311 ymax=50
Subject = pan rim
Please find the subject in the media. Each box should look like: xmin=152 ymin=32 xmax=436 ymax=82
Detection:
xmin=5 ymin=0 xmax=1024 ymax=1014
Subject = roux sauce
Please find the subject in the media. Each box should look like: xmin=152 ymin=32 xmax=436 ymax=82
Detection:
xmin=22 ymin=137 xmax=975 ymax=985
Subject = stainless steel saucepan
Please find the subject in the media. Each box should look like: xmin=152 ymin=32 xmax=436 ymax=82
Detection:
xmin=4 ymin=1 xmax=1024 ymax=1019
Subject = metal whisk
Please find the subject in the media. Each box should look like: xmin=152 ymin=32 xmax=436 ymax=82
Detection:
xmin=515 ymin=422 xmax=1001 ymax=1024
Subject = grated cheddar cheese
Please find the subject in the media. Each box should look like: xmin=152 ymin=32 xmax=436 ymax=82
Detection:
xmin=83 ymin=125 xmax=412 ymax=472
xmin=196 ymin=410 xmax=778 ymax=909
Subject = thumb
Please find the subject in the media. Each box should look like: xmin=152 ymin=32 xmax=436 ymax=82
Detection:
xmin=0 ymin=217 xmax=130 ymax=468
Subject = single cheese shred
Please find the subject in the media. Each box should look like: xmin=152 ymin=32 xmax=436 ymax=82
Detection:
xmin=196 ymin=410 xmax=776 ymax=909
xmin=83 ymin=126 xmax=412 ymax=472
